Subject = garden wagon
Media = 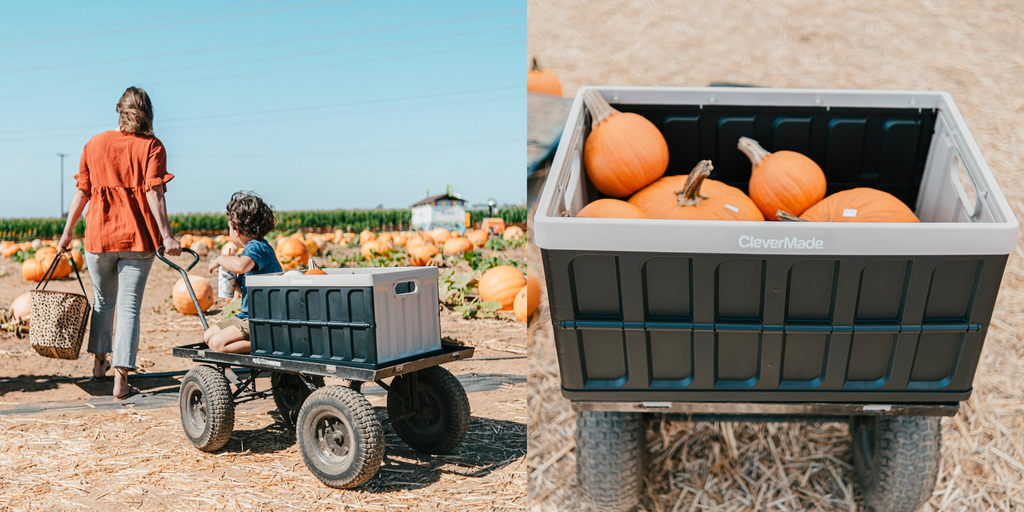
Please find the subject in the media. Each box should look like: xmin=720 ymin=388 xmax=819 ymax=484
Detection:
xmin=534 ymin=87 xmax=1019 ymax=511
xmin=160 ymin=249 xmax=474 ymax=489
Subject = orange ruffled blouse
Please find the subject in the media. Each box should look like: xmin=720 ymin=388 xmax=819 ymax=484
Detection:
xmin=75 ymin=131 xmax=174 ymax=253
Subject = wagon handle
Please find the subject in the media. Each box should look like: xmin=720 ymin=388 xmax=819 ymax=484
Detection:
xmin=157 ymin=247 xmax=209 ymax=331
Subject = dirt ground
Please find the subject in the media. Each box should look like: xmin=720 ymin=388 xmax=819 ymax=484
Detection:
xmin=0 ymin=242 xmax=527 ymax=511
xmin=527 ymin=1 xmax=1024 ymax=511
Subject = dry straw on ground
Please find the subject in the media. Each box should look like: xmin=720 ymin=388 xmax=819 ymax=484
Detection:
xmin=0 ymin=399 xmax=526 ymax=511
xmin=528 ymin=1 xmax=1024 ymax=510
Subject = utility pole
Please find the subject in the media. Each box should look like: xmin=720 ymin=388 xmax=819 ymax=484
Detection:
xmin=56 ymin=153 xmax=68 ymax=218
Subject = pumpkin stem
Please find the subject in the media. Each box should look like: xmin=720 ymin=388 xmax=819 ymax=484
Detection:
xmin=776 ymin=210 xmax=808 ymax=222
xmin=531 ymin=58 xmax=541 ymax=71
xmin=737 ymin=137 xmax=771 ymax=166
xmin=582 ymin=89 xmax=618 ymax=126
xmin=676 ymin=160 xmax=714 ymax=207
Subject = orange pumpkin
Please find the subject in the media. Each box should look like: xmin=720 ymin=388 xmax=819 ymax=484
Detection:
xmin=798 ymin=188 xmax=920 ymax=223
xmin=526 ymin=58 xmax=563 ymax=96
xmin=429 ymin=228 xmax=450 ymax=244
xmin=361 ymin=240 xmax=391 ymax=260
xmin=391 ymin=233 xmax=408 ymax=247
xmin=525 ymin=269 xmax=540 ymax=319
xmin=478 ymin=265 xmax=526 ymax=310
xmin=304 ymin=259 xmax=327 ymax=275
xmin=275 ymin=237 xmax=310 ymax=270
xmin=408 ymin=244 xmax=439 ymax=266
xmin=513 ymin=286 xmax=529 ymax=322
xmin=359 ymin=230 xmax=376 ymax=244
xmin=221 ymin=244 xmax=236 ymax=256
xmin=582 ymin=89 xmax=669 ymax=198
xmin=738 ymin=137 xmax=827 ymax=221
xmin=406 ymin=235 xmax=431 ymax=250
xmin=378 ymin=232 xmax=394 ymax=244
xmin=290 ymin=232 xmax=305 ymax=240
xmin=629 ymin=160 xmax=764 ymax=221
xmin=172 ymin=276 xmax=215 ymax=315
xmin=11 ymin=292 xmax=31 ymax=321
xmin=467 ymin=230 xmax=489 ymax=247
xmin=577 ymin=199 xmax=647 ymax=219
xmin=503 ymin=226 xmax=525 ymax=241
xmin=39 ymin=253 xmax=71 ymax=280
xmin=22 ymin=258 xmax=46 ymax=282
xmin=302 ymin=237 xmax=320 ymax=256
xmin=34 ymin=246 xmax=58 ymax=261
xmin=179 ymin=234 xmax=194 ymax=249
xmin=2 ymin=244 xmax=21 ymax=258
xmin=442 ymin=237 xmax=475 ymax=255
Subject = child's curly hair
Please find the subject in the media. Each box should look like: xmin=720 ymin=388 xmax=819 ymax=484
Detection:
xmin=226 ymin=191 xmax=276 ymax=239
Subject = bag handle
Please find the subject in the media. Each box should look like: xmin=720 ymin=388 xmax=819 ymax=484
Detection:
xmin=36 ymin=248 xmax=91 ymax=308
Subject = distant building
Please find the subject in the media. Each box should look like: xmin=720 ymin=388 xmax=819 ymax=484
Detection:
xmin=411 ymin=191 xmax=467 ymax=232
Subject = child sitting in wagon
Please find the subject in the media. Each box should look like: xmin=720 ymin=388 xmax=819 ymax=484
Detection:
xmin=204 ymin=191 xmax=282 ymax=353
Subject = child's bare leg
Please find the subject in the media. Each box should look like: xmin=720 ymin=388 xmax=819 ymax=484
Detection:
xmin=203 ymin=325 xmax=221 ymax=344
xmin=208 ymin=326 xmax=250 ymax=353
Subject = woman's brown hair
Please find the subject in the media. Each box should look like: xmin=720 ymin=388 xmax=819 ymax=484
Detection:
xmin=116 ymin=86 xmax=154 ymax=137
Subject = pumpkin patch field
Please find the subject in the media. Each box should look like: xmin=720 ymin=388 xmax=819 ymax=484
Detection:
xmin=527 ymin=1 xmax=1024 ymax=511
xmin=0 ymin=223 xmax=527 ymax=509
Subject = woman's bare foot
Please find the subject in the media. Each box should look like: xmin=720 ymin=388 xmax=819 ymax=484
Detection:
xmin=93 ymin=356 xmax=111 ymax=380
xmin=113 ymin=367 xmax=139 ymax=399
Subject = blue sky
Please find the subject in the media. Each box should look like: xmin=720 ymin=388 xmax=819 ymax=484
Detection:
xmin=0 ymin=0 xmax=524 ymax=218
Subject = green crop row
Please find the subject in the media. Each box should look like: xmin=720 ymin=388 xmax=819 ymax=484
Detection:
xmin=0 ymin=206 xmax=527 ymax=242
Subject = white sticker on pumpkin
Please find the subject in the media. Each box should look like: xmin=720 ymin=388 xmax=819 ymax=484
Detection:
xmin=842 ymin=208 xmax=858 ymax=217
xmin=724 ymin=204 xmax=740 ymax=213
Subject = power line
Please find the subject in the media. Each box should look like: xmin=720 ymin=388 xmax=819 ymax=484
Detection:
xmin=0 ymin=0 xmax=367 ymax=51
xmin=0 ymin=10 xmax=524 ymax=81
xmin=6 ymin=0 xmax=478 ymax=61
xmin=0 ymin=85 xmax=520 ymax=137
xmin=170 ymin=137 xmax=520 ymax=159
xmin=0 ymin=0 xmax=288 ymax=42
xmin=3 ymin=38 xmax=525 ymax=101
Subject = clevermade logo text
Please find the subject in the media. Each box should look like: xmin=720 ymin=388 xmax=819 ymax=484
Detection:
xmin=738 ymin=235 xmax=825 ymax=250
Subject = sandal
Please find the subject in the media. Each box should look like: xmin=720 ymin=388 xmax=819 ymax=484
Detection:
xmin=92 ymin=359 xmax=111 ymax=381
xmin=114 ymin=385 xmax=141 ymax=401
xmin=113 ymin=368 xmax=140 ymax=400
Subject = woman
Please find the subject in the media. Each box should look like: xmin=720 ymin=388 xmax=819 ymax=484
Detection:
xmin=58 ymin=86 xmax=182 ymax=399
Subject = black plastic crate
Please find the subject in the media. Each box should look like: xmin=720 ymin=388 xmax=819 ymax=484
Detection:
xmin=246 ymin=268 xmax=443 ymax=369
xmin=535 ymin=87 xmax=1018 ymax=403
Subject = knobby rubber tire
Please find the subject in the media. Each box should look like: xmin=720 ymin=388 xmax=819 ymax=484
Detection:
xmin=576 ymin=411 xmax=645 ymax=512
xmin=297 ymin=385 xmax=385 ymax=489
xmin=179 ymin=365 xmax=235 ymax=452
xmin=387 ymin=366 xmax=471 ymax=454
xmin=851 ymin=415 xmax=942 ymax=512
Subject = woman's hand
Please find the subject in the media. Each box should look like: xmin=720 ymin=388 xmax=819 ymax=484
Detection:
xmin=58 ymin=233 xmax=73 ymax=251
xmin=163 ymin=236 xmax=182 ymax=256
xmin=208 ymin=258 xmax=221 ymax=274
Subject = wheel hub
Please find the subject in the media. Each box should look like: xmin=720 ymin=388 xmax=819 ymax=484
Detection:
xmin=314 ymin=414 xmax=353 ymax=463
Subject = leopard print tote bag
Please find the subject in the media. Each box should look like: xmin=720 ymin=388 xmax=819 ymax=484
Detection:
xmin=29 ymin=249 xmax=90 ymax=360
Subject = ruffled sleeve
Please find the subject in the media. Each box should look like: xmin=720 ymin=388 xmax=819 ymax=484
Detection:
xmin=75 ymin=149 xmax=90 ymax=194
xmin=143 ymin=138 xmax=174 ymax=191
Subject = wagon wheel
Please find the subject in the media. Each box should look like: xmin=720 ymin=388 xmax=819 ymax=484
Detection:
xmin=576 ymin=411 xmax=646 ymax=512
xmin=386 ymin=366 xmax=470 ymax=454
xmin=271 ymin=372 xmax=324 ymax=429
xmin=296 ymin=386 xmax=385 ymax=489
xmin=850 ymin=415 xmax=942 ymax=512
xmin=179 ymin=365 xmax=235 ymax=452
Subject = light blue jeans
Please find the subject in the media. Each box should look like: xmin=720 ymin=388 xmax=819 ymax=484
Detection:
xmin=85 ymin=251 xmax=155 ymax=369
